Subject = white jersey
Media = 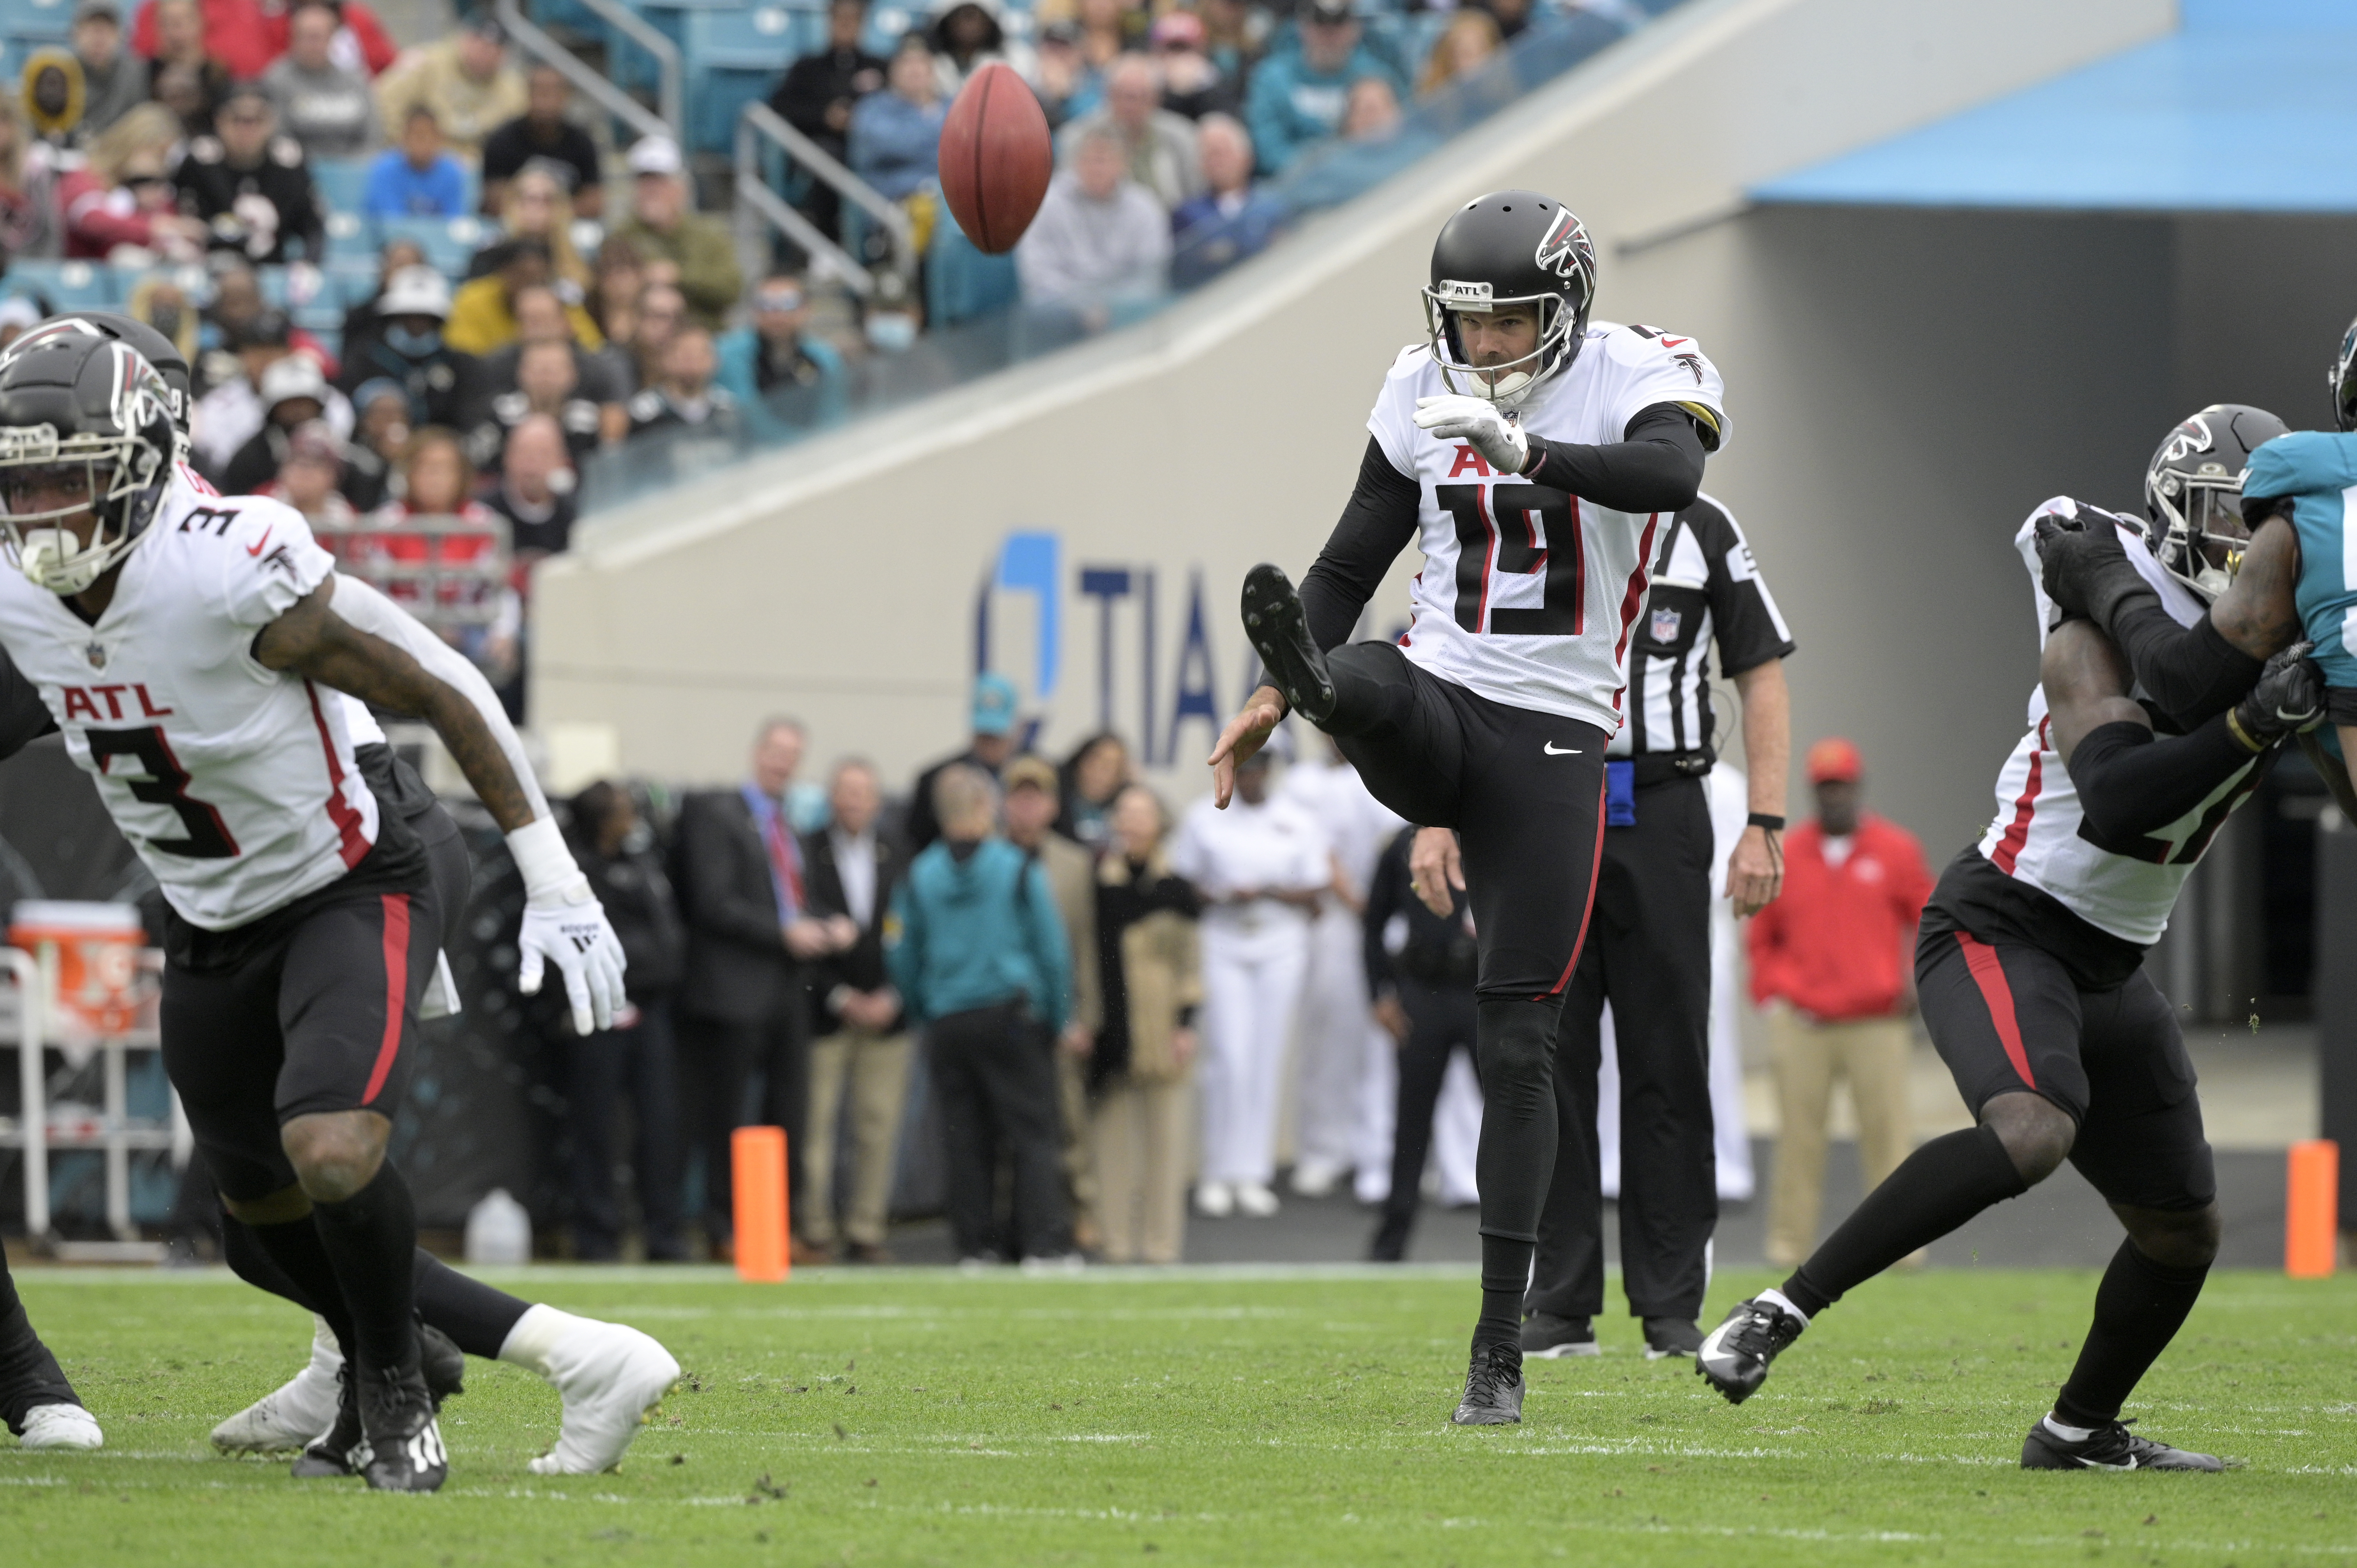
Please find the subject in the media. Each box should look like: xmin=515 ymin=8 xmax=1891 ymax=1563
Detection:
xmin=1171 ymin=788 xmax=1329 ymax=948
xmin=1974 ymin=497 xmax=2266 ymax=946
xmin=1365 ymin=323 xmax=1730 ymax=731
xmin=0 ymin=480 xmax=385 ymax=930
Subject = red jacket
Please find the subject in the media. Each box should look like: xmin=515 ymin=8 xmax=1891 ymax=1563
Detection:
xmin=131 ymin=0 xmax=394 ymax=79
xmin=1747 ymin=812 xmax=1932 ymax=1023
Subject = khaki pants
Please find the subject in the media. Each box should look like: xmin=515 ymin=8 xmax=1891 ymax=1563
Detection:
xmin=1058 ymin=1050 xmax=1099 ymax=1247
xmin=801 ymin=1028 xmax=913 ymax=1248
xmin=1765 ymin=1010 xmax=1914 ymax=1269
xmin=1091 ymin=1073 xmax=1192 ymax=1264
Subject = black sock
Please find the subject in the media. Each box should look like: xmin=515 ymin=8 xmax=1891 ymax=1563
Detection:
xmin=229 ymin=1213 xmax=357 ymax=1358
xmin=1470 ymin=995 xmax=1560 ymax=1355
xmin=0 ymin=1255 xmax=80 ymax=1433
xmin=310 ymin=1163 xmax=421 ymax=1376
xmin=1783 ymin=1123 xmax=2027 ymax=1317
xmin=2051 ymin=1237 xmax=2210 ymax=1429
xmin=1477 ymin=1234 xmax=1530 ymax=1353
xmin=412 ymin=1252 xmax=532 ymax=1359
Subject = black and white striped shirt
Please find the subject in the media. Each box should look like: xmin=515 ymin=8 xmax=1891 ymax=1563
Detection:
xmin=1610 ymin=493 xmax=1793 ymax=763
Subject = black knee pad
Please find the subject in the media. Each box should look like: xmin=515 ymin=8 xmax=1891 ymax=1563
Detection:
xmin=1475 ymin=996 xmax=1561 ymax=1119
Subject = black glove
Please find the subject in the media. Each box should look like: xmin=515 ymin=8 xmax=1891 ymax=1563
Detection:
xmin=2034 ymin=511 xmax=2159 ymax=634
xmin=2230 ymin=641 xmax=2324 ymax=750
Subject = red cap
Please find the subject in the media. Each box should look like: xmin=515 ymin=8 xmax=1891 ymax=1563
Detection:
xmin=1806 ymin=737 xmax=1863 ymax=784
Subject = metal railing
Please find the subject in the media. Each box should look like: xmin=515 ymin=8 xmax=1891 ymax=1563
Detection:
xmin=734 ymin=101 xmax=913 ymax=299
xmin=495 ymin=0 xmax=680 ymax=145
xmin=314 ymin=514 xmax=517 ymax=634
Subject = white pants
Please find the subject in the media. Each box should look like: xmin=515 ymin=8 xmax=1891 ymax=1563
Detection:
xmin=1198 ymin=925 xmax=1311 ymax=1186
xmin=1353 ymin=1024 xmax=1397 ymax=1203
xmin=1292 ymin=906 xmax=1381 ymax=1172
xmin=1433 ymin=1050 xmax=1483 ymax=1204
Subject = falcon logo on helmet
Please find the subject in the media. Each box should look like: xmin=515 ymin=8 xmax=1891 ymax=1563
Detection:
xmin=0 ymin=334 xmax=176 ymax=596
xmin=1421 ymin=191 xmax=1597 ymax=411
xmin=2141 ymin=402 xmax=2286 ymax=602
xmin=1532 ymin=208 xmax=1595 ymax=290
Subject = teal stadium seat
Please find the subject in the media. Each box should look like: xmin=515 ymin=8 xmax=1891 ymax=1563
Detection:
xmin=683 ymin=3 xmax=820 ymax=154
xmin=1 ymin=259 xmax=118 ymax=311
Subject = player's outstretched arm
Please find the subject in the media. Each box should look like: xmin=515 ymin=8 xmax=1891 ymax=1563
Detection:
xmin=251 ymin=578 xmax=628 ymax=1035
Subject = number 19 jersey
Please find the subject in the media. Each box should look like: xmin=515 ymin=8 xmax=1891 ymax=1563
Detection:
xmin=0 ymin=483 xmax=383 ymax=931
xmin=1364 ymin=323 xmax=1730 ymax=732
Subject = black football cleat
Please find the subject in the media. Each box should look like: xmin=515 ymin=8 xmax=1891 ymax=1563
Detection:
xmin=1450 ymin=1343 xmax=1526 ymax=1426
xmin=1642 ymin=1317 xmax=1704 ymax=1361
xmin=1521 ymin=1312 xmax=1598 ymax=1360
xmin=1367 ymin=1213 xmax=1410 ymax=1263
xmin=419 ymin=1323 xmax=466 ymax=1408
xmin=2020 ymin=1417 xmax=2231 ymax=1472
xmin=357 ymin=1360 xmax=449 ymax=1492
xmin=1240 ymin=565 xmax=1337 ymax=726
xmin=290 ymin=1370 xmax=362 ymax=1478
xmin=1695 ymin=1297 xmax=1805 ymax=1405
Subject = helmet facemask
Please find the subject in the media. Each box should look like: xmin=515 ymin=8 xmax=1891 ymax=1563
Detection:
xmin=0 ymin=420 xmax=166 ymax=596
xmin=2147 ymin=464 xmax=2247 ymax=602
xmin=1421 ymin=281 xmax=1575 ymax=410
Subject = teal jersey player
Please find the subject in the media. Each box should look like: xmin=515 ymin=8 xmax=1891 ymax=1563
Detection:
xmin=2244 ymin=429 xmax=2357 ymax=700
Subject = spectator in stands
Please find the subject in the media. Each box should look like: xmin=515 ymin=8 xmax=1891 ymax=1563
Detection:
xmin=1198 ymin=0 xmax=1268 ymax=81
xmin=222 ymin=347 xmax=333 ymax=493
xmin=1340 ymin=75 xmax=1399 ymax=142
xmin=1475 ymin=0 xmax=1535 ymax=42
xmin=258 ymin=0 xmax=399 ymax=77
xmin=263 ymin=0 xmax=376 ymax=159
xmin=447 ymin=237 xmax=595 ymax=356
xmin=1086 ymin=783 xmax=1200 ymax=1264
xmin=1071 ymin=0 xmax=1143 ymax=72
xmin=1244 ymin=0 xmax=1397 ymax=175
xmin=337 ymin=235 xmax=426 ymax=357
xmin=557 ymin=780 xmax=687 ymax=1262
xmin=261 ymin=418 xmax=358 ymax=526
xmin=887 ymin=763 xmax=1076 ymax=1264
xmin=1417 ymin=7 xmax=1501 ymax=97
xmin=333 ymin=263 xmax=476 ymax=429
xmin=143 ymin=0 xmax=233 ymax=135
xmin=1169 ymin=114 xmax=1281 ymax=289
xmin=362 ymin=104 xmax=468 ymax=217
xmin=770 ymin=0 xmax=885 ymax=242
xmin=473 ymin=282 xmax=623 ymax=430
xmin=338 ymin=376 xmax=402 ymax=503
xmin=1150 ymin=11 xmax=1235 ymax=121
xmin=905 ymin=673 xmax=1019 ymax=851
xmin=1015 ymin=124 xmax=1171 ymax=311
xmin=625 ymin=326 xmax=738 ymax=439
xmin=714 ymin=272 xmax=847 ymax=426
xmin=177 ymin=83 xmax=326 ymax=263
xmin=72 ymin=0 xmax=148 ymax=142
xmin=364 ymin=427 xmax=513 ymax=677
xmin=484 ymin=410 xmax=578 ymax=565
xmin=191 ymin=310 xmax=285 ymax=469
xmin=798 ymin=757 xmax=911 ymax=1264
xmin=859 ymin=270 xmax=921 ymax=353
xmin=1029 ymin=22 xmax=1094 ymax=131
xmin=132 ymin=0 xmax=271 ymax=79
xmin=480 ymin=64 xmax=603 ymax=221
xmin=0 ymin=95 xmax=61 ymax=260
xmin=847 ymin=36 xmax=946 ymax=217
xmin=472 ymin=163 xmax=594 ymax=297
xmin=0 ymin=298 xmax=38 ymax=349
xmin=1057 ymin=54 xmax=1201 ymax=212
xmin=126 ymin=274 xmax=198 ymax=370
xmin=587 ymin=236 xmax=646 ymax=362
xmin=612 ymin=135 xmax=741 ymax=332
xmin=930 ymin=0 xmax=1024 ymax=95
xmin=467 ymin=337 xmax=601 ymax=471
xmin=1002 ymin=753 xmax=1104 ymax=1255
xmin=625 ymin=281 xmax=686 ymax=393
xmin=373 ymin=12 xmax=527 ymax=160
xmin=1055 ymin=731 xmax=1131 ymax=855
xmin=60 ymin=104 xmax=208 ymax=261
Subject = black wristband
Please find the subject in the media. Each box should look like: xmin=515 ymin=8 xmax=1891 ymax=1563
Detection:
xmin=1747 ymin=812 xmax=1785 ymax=832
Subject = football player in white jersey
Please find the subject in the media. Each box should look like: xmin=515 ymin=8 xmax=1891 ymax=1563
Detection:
xmin=1695 ymin=407 xmax=2324 ymax=1472
xmin=1210 ymin=192 xmax=1729 ymax=1425
xmin=0 ymin=328 xmax=643 ymax=1492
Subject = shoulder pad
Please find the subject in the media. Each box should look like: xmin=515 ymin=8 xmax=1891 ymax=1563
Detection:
xmin=1386 ymin=343 xmax=1433 ymax=379
xmin=189 ymin=136 xmax=224 ymax=164
xmin=270 ymin=137 xmax=305 ymax=169
xmin=1595 ymin=321 xmax=1703 ymax=364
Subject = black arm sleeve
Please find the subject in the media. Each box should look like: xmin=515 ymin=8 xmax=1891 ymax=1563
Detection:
xmin=1520 ymin=402 xmax=1707 ymax=514
xmin=2108 ymin=602 xmax=2266 ymax=729
xmin=2065 ymin=716 xmax=2259 ymax=845
xmin=1360 ymin=834 xmax=1408 ymax=1000
xmin=1299 ymin=437 xmax=1421 ymax=653
xmin=0 ymin=649 xmax=54 ymax=761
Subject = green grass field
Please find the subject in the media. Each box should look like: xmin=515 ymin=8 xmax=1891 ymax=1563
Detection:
xmin=5 ymin=1264 xmax=2354 ymax=1566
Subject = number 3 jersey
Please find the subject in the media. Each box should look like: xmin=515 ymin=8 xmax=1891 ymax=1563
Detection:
xmin=0 ymin=483 xmax=389 ymax=931
xmin=1364 ymin=323 xmax=1730 ymax=732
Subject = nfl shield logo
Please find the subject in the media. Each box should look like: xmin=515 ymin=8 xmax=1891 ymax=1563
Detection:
xmin=84 ymin=640 xmax=106 ymax=671
xmin=1649 ymin=607 xmax=1682 ymax=644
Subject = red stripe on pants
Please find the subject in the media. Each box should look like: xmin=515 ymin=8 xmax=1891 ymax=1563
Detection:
xmin=1541 ymin=772 xmax=1611 ymax=998
xmin=1954 ymin=931 xmax=2035 ymax=1090
xmin=361 ymin=894 xmax=412 ymax=1105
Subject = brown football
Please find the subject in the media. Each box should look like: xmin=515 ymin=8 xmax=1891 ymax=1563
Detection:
xmin=937 ymin=62 xmax=1054 ymax=255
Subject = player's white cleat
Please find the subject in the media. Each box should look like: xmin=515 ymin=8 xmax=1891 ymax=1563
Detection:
xmin=500 ymin=1306 xmax=680 ymax=1474
xmin=212 ymin=1315 xmax=343 ymax=1455
xmin=20 ymin=1402 xmax=104 ymax=1450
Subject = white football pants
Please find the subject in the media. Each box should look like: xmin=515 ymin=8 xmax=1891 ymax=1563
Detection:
xmin=1198 ymin=926 xmax=1311 ymax=1187
xmin=1292 ymin=907 xmax=1380 ymax=1173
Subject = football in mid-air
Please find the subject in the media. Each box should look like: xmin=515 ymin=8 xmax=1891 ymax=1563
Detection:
xmin=938 ymin=62 xmax=1053 ymax=254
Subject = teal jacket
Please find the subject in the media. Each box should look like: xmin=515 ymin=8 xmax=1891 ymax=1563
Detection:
xmin=887 ymin=837 xmax=1072 ymax=1031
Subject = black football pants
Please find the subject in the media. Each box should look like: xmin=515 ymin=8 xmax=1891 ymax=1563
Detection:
xmin=679 ymin=1003 xmax=810 ymax=1243
xmin=1323 ymin=639 xmax=1607 ymax=1248
xmin=565 ymin=999 xmax=687 ymax=1262
xmin=0 ymin=1252 xmax=80 ymax=1434
xmin=1525 ymin=774 xmax=1718 ymax=1324
xmin=1382 ymin=975 xmax=1481 ymax=1237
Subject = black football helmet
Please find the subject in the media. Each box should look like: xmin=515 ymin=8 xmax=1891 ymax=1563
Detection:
xmin=1421 ymin=191 xmax=1595 ymax=409
xmin=2330 ymin=313 xmax=2357 ymax=433
xmin=2142 ymin=403 xmax=2286 ymax=601
xmin=0 ymin=330 xmax=175 ymax=596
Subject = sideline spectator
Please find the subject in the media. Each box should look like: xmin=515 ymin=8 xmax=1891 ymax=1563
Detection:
xmin=1169 ymin=748 xmax=1324 ymax=1219
xmin=1170 ymin=114 xmax=1282 ymax=289
xmin=131 ymin=0 xmax=270 ymax=79
xmin=905 ymin=671 xmax=1019 ymax=852
xmin=1015 ymin=125 xmax=1171 ymax=309
xmin=61 ymin=104 xmax=207 ymax=260
xmin=374 ymin=12 xmax=527 ymax=159
xmin=259 ymin=418 xmax=357 ymax=526
xmin=1417 ymin=7 xmax=1502 ymax=96
xmin=673 ymin=719 xmax=853 ymax=1259
xmin=484 ymin=411 xmax=578 ymax=566
xmin=1340 ymin=74 xmax=1399 ymax=141
xmin=1747 ymin=739 xmax=1933 ymax=1270
xmin=887 ymin=764 xmax=1075 ymax=1264
xmin=72 ymin=0 xmax=148 ymax=141
xmin=362 ymin=105 xmax=468 ymax=217
xmin=1087 ymin=784 xmax=1200 ymax=1264
xmin=560 ymin=780 xmax=689 ymax=1263
xmin=333 ymin=263 xmax=475 ymax=427
xmin=0 ymin=95 xmax=62 ymax=259
xmin=1244 ymin=0 xmax=1397 ymax=175
xmin=1054 ymin=731 xmax=1129 ymax=855
xmin=143 ymin=0 xmax=233 ymax=134
xmin=177 ymin=84 xmax=325 ymax=263
xmin=258 ymin=0 xmax=399 ymax=77
xmin=1056 ymin=53 xmax=1201 ymax=211
xmin=625 ymin=327 xmax=737 ymax=439
xmin=768 ymin=0 xmax=884 ymax=241
xmin=480 ymin=64 xmax=603 ymax=219
xmin=467 ymin=335 xmax=602 ymax=470
xmin=798 ymin=758 xmax=910 ymax=1264
xmin=714 ymin=272 xmax=846 ymax=425
xmin=847 ymin=37 xmax=946 ymax=203
xmin=1150 ymin=11 xmax=1235 ymax=121
xmin=611 ymin=136 xmax=741 ymax=331
xmin=264 ymin=0 xmax=376 ymax=158
xmin=1003 ymin=754 xmax=1103 ymax=1255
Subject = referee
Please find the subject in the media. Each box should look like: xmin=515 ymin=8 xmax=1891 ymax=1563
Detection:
xmin=1422 ymin=494 xmax=1793 ymax=1358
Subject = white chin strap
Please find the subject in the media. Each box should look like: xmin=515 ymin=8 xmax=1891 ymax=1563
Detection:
xmin=18 ymin=528 xmax=110 ymax=595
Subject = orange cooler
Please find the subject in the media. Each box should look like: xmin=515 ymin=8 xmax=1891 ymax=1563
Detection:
xmin=9 ymin=900 xmax=146 ymax=1038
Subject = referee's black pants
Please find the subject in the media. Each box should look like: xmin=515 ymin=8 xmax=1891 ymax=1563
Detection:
xmin=1381 ymin=975 xmax=1481 ymax=1238
xmin=1526 ymin=773 xmax=1717 ymax=1324
xmin=1320 ymin=639 xmax=1607 ymax=1253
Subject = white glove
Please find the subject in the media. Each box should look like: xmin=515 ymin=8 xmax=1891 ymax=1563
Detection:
xmin=508 ymin=817 xmax=628 ymax=1035
xmin=1414 ymin=394 xmax=1529 ymax=474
